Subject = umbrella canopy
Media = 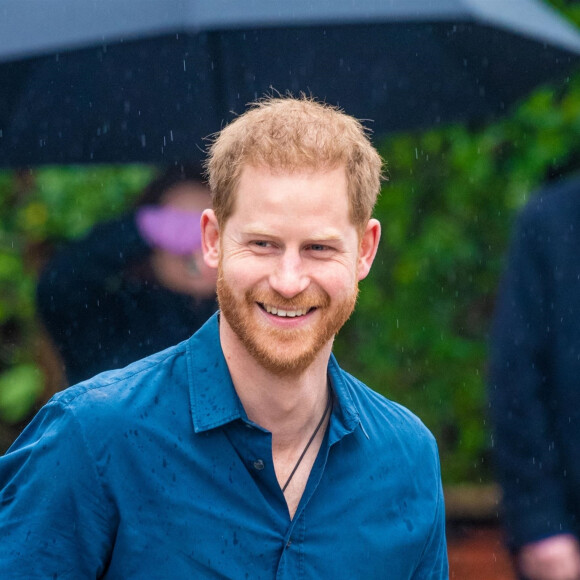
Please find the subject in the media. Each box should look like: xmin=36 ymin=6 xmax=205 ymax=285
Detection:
xmin=1 ymin=0 xmax=579 ymax=167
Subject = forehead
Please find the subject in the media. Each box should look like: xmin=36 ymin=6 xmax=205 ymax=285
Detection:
xmin=234 ymin=164 xmax=349 ymax=214
xmin=222 ymin=165 xmax=360 ymax=246
xmin=223 ymin=166 xmax=361 ymax=247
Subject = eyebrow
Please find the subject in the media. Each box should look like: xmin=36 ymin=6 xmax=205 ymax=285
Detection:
xmin=241 ymin=227 xmax=344 ymax=242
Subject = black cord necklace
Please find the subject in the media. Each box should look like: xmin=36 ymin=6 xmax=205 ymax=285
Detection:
xmin=281 ymin=387 xmax=332 ymax=493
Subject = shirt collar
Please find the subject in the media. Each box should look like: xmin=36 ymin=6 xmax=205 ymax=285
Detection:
xmin=326 ymin=353 xmax=362 ymax=439
xmin=186 ymin=312 xmax=362 ymax=436
xmin=186 ymin=313 xmax=245 ymax=433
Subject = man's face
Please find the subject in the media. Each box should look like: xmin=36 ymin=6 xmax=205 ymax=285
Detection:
xmin=203 ymin=165 xmax=379 ymax=376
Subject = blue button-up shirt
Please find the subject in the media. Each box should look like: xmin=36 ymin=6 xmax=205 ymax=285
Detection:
xmin=0 ymin=313 xmax=447 ymax=578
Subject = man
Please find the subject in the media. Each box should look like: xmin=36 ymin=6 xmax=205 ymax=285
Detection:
xmin=489 ymin=175 xmax=580 ymax=580
xmin=0 ymin=96 xmax=447 ymax=578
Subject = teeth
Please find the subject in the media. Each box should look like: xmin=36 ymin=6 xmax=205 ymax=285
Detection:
xmin=264 ymin=304 xmax=309 ymax=317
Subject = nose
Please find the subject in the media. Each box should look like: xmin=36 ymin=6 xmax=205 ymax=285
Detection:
xmin=269 ymin=250 xmax=310 ymax=299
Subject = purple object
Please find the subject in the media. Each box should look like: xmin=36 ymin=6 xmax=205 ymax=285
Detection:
xmin=136 ymin=205 xmax=202 ymax=255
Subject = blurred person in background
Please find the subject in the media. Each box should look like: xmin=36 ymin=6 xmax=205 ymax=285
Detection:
xmin=36 ymin=163 xmax=217 ymax=386
xmin=489 ymin=174 xmax=580 ymax=580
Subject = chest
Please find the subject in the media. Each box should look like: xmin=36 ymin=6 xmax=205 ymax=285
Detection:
xmin=102 ymin=423 xmax=435 ymax=579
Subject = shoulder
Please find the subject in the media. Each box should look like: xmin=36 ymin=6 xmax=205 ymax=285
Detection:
xmin=2 ymin=338 xmax=195 ymax=496
xmin=51 ymin=339 xmax=190 ymax=426
xmin=519 ymin=175 xmax=580 ymax=231
xmin=339 ymin=368 xmax=439 ymax=459
xmin=506 ymin=175 xmax=580 ymax=267
xmin=333 ymin=366 xmax=444 ymax=522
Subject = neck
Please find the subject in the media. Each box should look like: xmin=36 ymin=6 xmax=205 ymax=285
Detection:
xmin=219 ymin=316 xmax=332 ymax=447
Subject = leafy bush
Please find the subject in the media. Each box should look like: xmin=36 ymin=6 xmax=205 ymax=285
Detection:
xmin=0 ymin=166 xmax=154 ymax=450
xmin=2 ymin=26 xmax=580 ymax=480
xmin=336 ymin=72 xmax=580 ymax=483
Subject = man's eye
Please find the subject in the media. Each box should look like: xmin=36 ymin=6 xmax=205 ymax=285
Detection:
xmin=252 ymin=241 xmax=271 ymax=248
xmin=310 ymin=244 xmax=329 ymax=252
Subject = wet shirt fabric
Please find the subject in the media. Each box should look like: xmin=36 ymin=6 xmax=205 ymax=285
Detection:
xmin=0 ymin=314 xmax=448 ymax=579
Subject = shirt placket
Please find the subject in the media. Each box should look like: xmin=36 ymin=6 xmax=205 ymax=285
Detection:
xmin=221 ymin=402 xmax=356 ymax=579
xmin=223 ymin=420 xmax=289 ymax=521
xmin=274 ymin=427 xmax=338 ymax=580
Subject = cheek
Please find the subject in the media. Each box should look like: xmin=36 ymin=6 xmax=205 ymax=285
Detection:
xmin=315 ymin=266 xmax=358 ymax=299
xmin=218 ymin=262 xmax=249 ymax=300
xmin=220 ymin=254 xmax=269 ymax=286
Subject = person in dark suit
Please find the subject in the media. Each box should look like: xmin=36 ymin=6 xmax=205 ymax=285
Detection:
xmin=489 ymin=174 xmax=580 ymax=580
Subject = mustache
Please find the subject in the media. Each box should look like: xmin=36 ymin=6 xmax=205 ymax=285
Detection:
xmin=246 ymin=287 xmax=331 ymax=310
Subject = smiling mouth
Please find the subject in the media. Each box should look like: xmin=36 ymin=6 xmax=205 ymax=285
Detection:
xmin=259 ymin=303 xmax=314 ymax=318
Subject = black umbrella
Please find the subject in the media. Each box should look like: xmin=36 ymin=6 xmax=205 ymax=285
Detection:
xmin=1 ymin=0 xmax=580 ymax=167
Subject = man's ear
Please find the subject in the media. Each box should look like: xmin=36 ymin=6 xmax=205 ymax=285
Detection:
xmin=357 ymin=218 xmax=381 ymax=281
xmin=201 ymin=209 xmax=220 ymax=269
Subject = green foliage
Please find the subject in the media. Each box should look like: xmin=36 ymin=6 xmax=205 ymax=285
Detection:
xmin=0 ymin=364 xmax=43 ymax=424
xmin=335 ymin=72 xmax=580 ymax=484
xmin=0 ymin=165 xmax=154 ymax=439
xmin=546 ymin=0 xmax=580 ymax=27
xmin=2 ymin=21 xmax=580 ymax=479
xmin=0 ymin=166 xmax=155 ymax=243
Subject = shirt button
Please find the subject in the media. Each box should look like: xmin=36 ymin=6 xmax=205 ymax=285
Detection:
xmin=253 ymin=459 xmax=265 ymax=470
